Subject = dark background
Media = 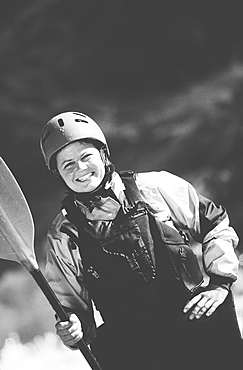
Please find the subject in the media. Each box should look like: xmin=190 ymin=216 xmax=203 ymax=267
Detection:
xmin=1 ymin=0 xmax=243 ymax=347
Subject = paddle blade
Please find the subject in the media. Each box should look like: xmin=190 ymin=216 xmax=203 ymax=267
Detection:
xmin=0 ymin=157 xmax=38 ymax=271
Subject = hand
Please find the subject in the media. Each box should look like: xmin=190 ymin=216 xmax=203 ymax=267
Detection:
xmin=183 ymin=285 xmax=229 ymax=320
xmin=55 ymin=313 xmax=83 ymax=348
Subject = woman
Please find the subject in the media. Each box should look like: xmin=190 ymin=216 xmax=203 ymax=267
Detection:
xmin=40 ymin=111 xmax=242 ymax=369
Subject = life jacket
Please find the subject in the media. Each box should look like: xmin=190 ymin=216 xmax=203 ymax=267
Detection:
xmin=61 ymin=171 xmax=203 ymax=322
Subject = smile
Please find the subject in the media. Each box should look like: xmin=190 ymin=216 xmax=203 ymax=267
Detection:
xmin=76 ymin=172 xmax=93 ymax=182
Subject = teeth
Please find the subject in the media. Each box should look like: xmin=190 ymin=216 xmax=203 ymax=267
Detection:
xmin=77 ymin=173 xmax=92 ymax=182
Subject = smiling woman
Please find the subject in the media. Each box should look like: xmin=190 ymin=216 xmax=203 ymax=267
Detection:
xmin=39 ymin=111 xmax=242 ymax=370
xmin=56 ymin=142 xmax=106 ymax=193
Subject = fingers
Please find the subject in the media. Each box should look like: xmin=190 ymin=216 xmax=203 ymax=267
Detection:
xmin=183 ymin=295 xmax=209 ymax=320
xmin=183 ymin=287 xmax=228 ymax=320
xmin=205 ymin=301 xmax=221 ymax=317
xmin=183 ymin=294 xmax=202 ymax=314
xmin=55 ymin=313 xmax=83 ymax=347
xmin=188 ymin=297 xmax=215 ymax=320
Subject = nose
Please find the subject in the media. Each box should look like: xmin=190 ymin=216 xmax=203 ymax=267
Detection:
xmin=76 ymin=159 xmax=87 ymax=171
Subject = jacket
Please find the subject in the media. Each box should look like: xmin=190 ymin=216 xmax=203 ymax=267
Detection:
xmin=45 ymin=170 xmax=239 ymax=343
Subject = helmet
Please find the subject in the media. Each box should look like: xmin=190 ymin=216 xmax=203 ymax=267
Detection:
xmin=40 ymin=111 xmax=109 ymax=169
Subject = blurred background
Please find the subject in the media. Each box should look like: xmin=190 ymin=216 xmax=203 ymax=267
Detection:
xmin=1 ymin=0 xmax=243 ymax=368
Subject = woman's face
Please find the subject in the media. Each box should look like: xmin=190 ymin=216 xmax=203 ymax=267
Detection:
xmin=56 ymin=141 xmax=106 ymax=193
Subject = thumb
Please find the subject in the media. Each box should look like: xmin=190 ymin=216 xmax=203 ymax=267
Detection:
xmin=68 ymin=313 xmax=80 ymax=324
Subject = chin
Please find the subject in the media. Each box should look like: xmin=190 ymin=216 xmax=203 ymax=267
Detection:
xmin=76 ymin=182 xmax=100 ymax=194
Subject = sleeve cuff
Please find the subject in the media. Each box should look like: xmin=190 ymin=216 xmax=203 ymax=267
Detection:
xmin=209 ymin=274 xmax=234 ymax=290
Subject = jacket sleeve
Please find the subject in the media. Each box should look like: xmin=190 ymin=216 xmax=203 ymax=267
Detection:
xmin=136 ymin=171 xmax=239 ymax=282
xmin=194 ymin=194 xmax=239 ymax=283
xmin=44 ymin=212 xmax=97 ymax=344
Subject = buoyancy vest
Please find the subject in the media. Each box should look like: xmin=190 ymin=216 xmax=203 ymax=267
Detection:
xmin=61 ymin=171 xmax=204 ymax=322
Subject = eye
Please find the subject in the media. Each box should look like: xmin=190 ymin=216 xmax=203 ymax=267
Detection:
xmin=81 ymin=153 xmax=92 ymax=160
xmin=64 ymin=161 xmax=75 ymax=170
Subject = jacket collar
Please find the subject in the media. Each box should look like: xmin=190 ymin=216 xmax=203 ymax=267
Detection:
xmin=73 ymin=172 xmax=127 ymax=221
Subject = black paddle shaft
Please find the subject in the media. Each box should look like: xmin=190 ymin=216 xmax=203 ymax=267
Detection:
xmin=0 ymin=158 xmax=102 ymax=369
xmin=30 ymin=269 xmax=102 ymax=370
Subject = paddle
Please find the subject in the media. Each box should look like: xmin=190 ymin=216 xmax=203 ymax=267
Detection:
xmin=0 ymin=157 xmax=102 ymax=370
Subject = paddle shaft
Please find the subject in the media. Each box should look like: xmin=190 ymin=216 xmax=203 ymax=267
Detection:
xmin=30 ymin=269 xmax=102 ymax=370
xmin=0 ymin=157 xmax=102 ymax=369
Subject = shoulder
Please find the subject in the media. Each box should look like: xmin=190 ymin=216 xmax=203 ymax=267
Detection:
xmin=48 ymin=210 xmax=78 ymax=240
xmin=134 ymin=170 xmax=199 ymax=217
xmin=135 ymin=170 xmax=193 ymax=190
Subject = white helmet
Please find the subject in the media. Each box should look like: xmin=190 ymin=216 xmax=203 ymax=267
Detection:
xmin=40 ymin=111 xmax=109 ymax=170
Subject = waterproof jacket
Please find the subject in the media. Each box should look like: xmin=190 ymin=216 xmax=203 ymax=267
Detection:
xmin=45 ymin=170 xmax=239 ymax=343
